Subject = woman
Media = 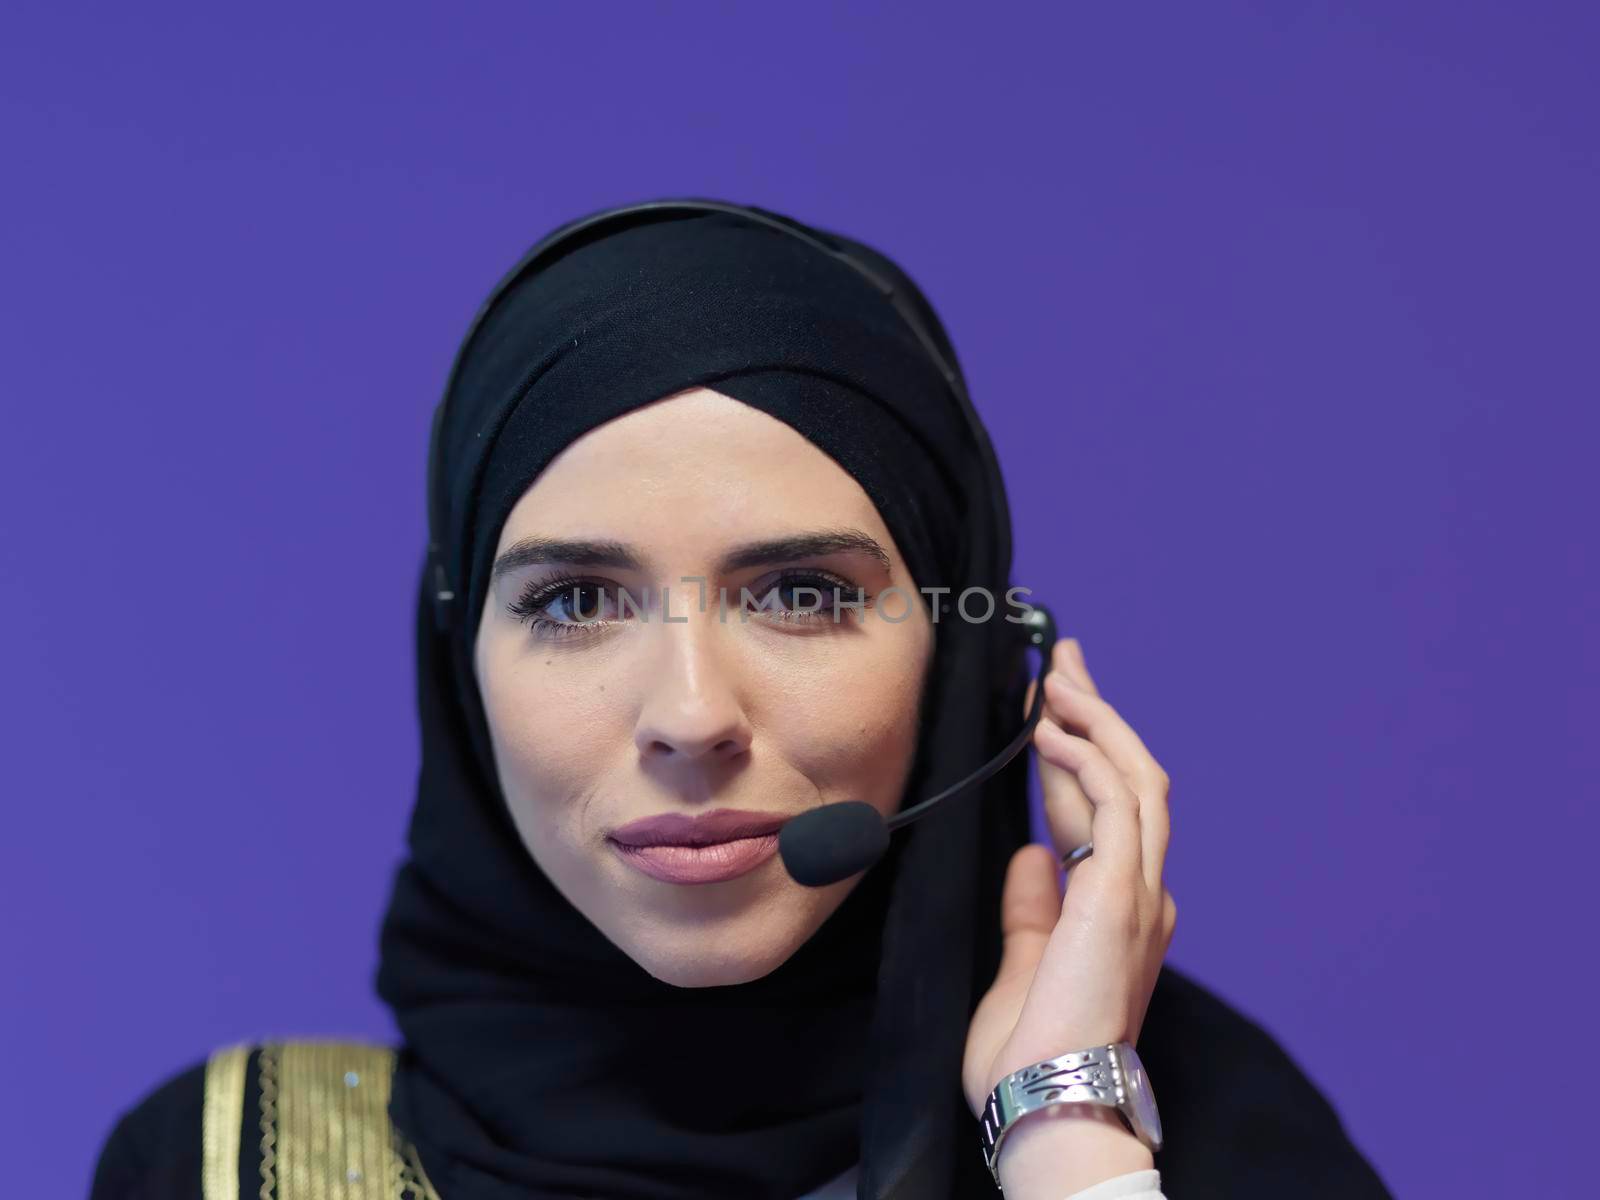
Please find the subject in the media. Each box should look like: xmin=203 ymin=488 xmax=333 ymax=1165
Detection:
xmin=90 ymin=199 xmax=1392 ymax=1199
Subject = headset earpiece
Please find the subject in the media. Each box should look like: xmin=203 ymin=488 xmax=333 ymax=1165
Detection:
xmin=430 ymin=548 xmax=455 ymax=634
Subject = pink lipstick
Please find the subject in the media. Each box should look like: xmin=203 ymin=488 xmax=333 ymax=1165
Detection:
xmin=608 ymin=808 xmax=789 ymax=885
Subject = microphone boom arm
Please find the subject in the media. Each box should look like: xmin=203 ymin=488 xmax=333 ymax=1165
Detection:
xmin=884 ymin=602 xmax=1056 ymax=833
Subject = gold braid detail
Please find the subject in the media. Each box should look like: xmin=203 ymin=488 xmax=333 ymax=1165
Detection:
xmin=398 ymin=1142 xmax=437 ymax=1200
xmin=253 ymin=1040 xmax=442 ymax=1200
xmin=202 ymin=1043 xmax=249 ymax=1200
xmin=258 ymin=1044 xmax=280 ymax=1200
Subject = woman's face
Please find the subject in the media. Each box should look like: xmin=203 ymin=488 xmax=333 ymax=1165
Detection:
xmin=474 ymin=387 xmax=934 ymax=987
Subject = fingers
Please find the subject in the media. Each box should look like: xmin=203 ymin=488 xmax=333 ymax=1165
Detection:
xmin=1059 ymin=637 xmax=1099 ymax=696
xmin=995 ymin=843 xmax=1064 ymax=986
xmin=1033 ymin=718 xmax=1144 ymax=886
xmin=1024 ymin=674 xmax=1095 ymax=856
xmin=1044 ymin=666 xmax=1165 ymax=802
xmin=1035 ymin=639 xmax=1173 ymax=897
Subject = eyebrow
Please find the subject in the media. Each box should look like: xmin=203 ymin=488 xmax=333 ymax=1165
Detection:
xmin=490 ymin=527 xmax=893 ymax=582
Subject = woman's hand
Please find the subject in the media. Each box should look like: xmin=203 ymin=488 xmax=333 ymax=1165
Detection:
xmin=962 ymin=637 xmax=1176 ymax=1194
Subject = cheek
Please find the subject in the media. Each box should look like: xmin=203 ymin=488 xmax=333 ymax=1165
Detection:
xmin=477 ymin=655 xmax=620 ymax=824
xmin=772 ymin=639 xmax=928 ymax=805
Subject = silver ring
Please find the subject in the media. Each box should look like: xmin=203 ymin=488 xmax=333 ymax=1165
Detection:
xmin=1060 ymin=842 xmax=1094 ymax=871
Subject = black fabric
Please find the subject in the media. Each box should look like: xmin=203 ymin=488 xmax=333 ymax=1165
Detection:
xmin=88 ymin=1058 xmax=206 ymax=1200
xmin=374 ymin=199 xmax=1029 ymax=1200
xmin=85 ymin=972 xmax=1397 ymax=1200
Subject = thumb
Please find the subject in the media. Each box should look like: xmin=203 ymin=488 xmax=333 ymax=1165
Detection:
xmin=994 ymin=842 xmax=1064 ymax=987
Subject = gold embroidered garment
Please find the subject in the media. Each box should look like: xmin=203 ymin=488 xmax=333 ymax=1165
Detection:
xmin=200 ymin=1040 xmax=442 ymax=1200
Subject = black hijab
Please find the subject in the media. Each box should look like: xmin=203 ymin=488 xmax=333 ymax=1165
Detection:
xmin=374 ymin=199 xmax=1035 ymax=1200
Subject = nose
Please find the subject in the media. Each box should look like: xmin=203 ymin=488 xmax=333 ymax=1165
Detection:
xmin=632 ymin=611 xmax=753 ymax=765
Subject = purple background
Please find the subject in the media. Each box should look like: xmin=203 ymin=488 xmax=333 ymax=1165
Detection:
xmin=4 ymin=4 xmax=1593 ymax=1196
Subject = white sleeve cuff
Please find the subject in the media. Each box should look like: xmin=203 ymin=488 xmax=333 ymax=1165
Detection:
xmin=1060 ymin=1167 xmax=1164 ymax=1200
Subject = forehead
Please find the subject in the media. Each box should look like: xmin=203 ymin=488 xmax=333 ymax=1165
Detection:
xmin=499 ymin=387 xmax=892 ymax=543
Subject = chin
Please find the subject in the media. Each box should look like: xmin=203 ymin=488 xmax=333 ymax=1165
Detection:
xmin=551 ymin=849 xmax=856 ymax=989
xmin=643 ymin=954 xmax=780 ymax=989
xmin=624 ymin=921 xmax=801 ymax=988
xmin=603 ymin=897 xmax=826 ymax=989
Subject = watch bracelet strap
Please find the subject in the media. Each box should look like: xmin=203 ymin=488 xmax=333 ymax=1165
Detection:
xmin=978 ymin=1043 xmax=1136 ymax=1188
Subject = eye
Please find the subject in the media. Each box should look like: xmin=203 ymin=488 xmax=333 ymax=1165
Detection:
xmin=745 ymin=569 xmax=870 ymax=626
xmin=508 ymin=574 xmax=634 ymax=640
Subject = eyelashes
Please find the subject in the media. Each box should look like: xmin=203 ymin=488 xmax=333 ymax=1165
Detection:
xmin=507 ymin=569 xmax=872 ymax=642
xmin=506 ymin=572 xmax=612 ymax=640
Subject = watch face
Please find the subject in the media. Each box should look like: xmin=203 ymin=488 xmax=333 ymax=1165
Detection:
xmin=1120 ymin=1044 xmax=1163 ymax=1147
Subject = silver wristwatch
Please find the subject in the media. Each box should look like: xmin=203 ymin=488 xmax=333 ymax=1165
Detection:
xmin=977 ymin=1041 xmax=1163 ymax=1189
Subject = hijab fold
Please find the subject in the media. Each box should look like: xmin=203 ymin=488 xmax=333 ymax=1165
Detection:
xmin=376 ymin=199 xmax=1034 ymax=1199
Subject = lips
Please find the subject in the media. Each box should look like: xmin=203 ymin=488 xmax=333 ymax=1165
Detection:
xmin=608 ymin=807 xmax=790 ymax=848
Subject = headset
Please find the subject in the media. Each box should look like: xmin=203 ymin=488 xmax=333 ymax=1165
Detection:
xmin=422 ymin=197 xmax=1067 ymax=886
